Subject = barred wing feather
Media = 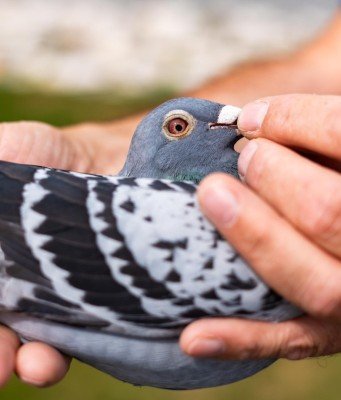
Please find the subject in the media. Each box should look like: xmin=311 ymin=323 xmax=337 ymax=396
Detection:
xmin=0 ymin=161 xmax=299 ymax=339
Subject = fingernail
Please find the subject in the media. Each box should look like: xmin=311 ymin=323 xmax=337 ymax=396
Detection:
xmin=238 ymin=101 xmax=269 ymax=134
xmin=187 ymin=338 xmax=225 ymax=358
xmin=202 ymin=184 xmax=239 ymax=227
xmin=238 ymin=140 xmax=258 ymax=181
xmin=20 ymin=376 xmax=47 ymax=387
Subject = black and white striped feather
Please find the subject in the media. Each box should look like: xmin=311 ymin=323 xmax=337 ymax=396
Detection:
xmin=0 ymin=162 xmax=298 ymax=334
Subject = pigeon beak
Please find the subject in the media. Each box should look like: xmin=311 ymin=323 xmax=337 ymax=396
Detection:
xmin=209 ymin=105 xmax=241 ymax=130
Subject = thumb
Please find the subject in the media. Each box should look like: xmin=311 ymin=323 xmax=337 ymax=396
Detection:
xmin=237 ymin=94 xmax=341 ymax=160
xmin=180 ymin=316 xmax=341 ymax=360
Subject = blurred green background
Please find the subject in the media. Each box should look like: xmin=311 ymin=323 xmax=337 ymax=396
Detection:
xmin=0 ymin=84 xmax=173 ymax=126
xmin=0 ymin=0 xmax=340 ymax=399
xmin=3 ymin=355 xmax=341 ymax=400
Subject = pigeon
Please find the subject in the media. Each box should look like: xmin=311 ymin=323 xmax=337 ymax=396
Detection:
xmin=0 ymin=98 xmax=301 ymax=390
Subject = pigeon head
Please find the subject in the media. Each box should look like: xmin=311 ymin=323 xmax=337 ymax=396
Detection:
xmin=120 ymin=97 xmax=241 ymax=183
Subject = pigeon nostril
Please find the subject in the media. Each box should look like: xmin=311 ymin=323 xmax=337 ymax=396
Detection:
xmin=209 ymin=122 xmax=238 ymax=130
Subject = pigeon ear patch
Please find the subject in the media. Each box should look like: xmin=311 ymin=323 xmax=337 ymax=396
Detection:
xmin=162 ymin=110 xmax=196 ymax=140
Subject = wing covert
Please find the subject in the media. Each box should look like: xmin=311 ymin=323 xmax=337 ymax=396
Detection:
xmin=0 ymin=161 xmax=298 ymax=338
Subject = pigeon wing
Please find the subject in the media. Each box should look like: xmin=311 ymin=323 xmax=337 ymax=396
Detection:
xmin=0 ymin=161 xmax=299 ymax=337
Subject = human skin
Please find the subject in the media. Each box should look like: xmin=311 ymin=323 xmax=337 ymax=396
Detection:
xmin=0 ymin=10 xmax=340 ymax=390
xmin=180 ymin=94 xmax=341 ymax=360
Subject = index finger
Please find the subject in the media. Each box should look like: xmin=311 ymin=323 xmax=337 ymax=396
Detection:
xmin=237 ymin=94 xmax=341 ymax=160
xmin=0 ymin=326 xmax=20 ymax=387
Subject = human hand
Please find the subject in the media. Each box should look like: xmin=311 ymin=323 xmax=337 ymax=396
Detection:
xmin=0 ymin=117 xmax=135 ymax=387
xmin=180 ymin=94 xmax=341 ymax=361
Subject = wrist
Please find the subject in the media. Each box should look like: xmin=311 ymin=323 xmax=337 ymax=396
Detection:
xmin=292 ymin=12 xmax=341 ymax=94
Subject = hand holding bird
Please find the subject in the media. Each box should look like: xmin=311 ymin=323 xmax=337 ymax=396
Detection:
xmin=181 ymin=94 xmax=341 ymax=362
xmin=0 ymin=98 xmax=301 ymax=389
xmin=2 ymin=94 xmax=337 ymax=390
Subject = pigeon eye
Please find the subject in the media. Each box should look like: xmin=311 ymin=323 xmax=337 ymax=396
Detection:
xmin=163 ymin=110 xmax=195 ymax=140
xmin=167 ymin=118 xmax=188 ymax=136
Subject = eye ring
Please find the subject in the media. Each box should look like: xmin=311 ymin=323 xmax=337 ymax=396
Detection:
xmin=162 ymin=110 xmax=195 ymax=140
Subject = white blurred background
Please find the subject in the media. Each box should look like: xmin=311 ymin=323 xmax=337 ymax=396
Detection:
xmin=0 ymin=0 xmax=337 ymax=94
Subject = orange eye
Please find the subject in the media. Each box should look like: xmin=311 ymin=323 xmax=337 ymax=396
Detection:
xmin=163 ymin=110 xmax=195 ymax=140
xmin=167 ymin=118 xmax=189 ymax=137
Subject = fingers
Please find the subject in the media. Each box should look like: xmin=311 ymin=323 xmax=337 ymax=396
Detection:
xmin=198 ymin=174 xmax=341 ymax=321
xmin=0 ymin=326 xmax=20 ymax=387
xmin=0 ymin=123 xmax=78 ymax=389
xmin=180 ymin=316 xmax=341 ymax=360
xmin=237 ymin=94 xmax=341 ymax=160
xmin=0 ymin=326 xmax=71 ymax=389
xmin=238 ymin=139 xmax=341 ymax=257
xmin=16 ymin=342 xmax=71 ymax=388
xmin=0 ymin=122 xmax=86 ymax=171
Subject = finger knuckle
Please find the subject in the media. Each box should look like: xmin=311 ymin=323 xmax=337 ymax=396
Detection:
xmin=246 ymin=141 xmax=276 ymax=184
xmin=319 ymin=327 xmax=340 ymax=356
xmin=308 ymin=289 xmax=341 ymax=320
xmin=226 ymin=328 xmax=269 ymax=360
xmin=264 ymin=95 xmax=296 ymax=140
xmin=286 ymin=338 xmax=318 ymax=360
xmin=280 ymin=322 xmax=318 ymax=359
xmin=241 ymin=224 xmax=273 ymax=264
xmin=324 ymin=104 xmax=341 ymax=152
xmin=286 ymin=319 xmax=341 ymax=358
xmin=237 ymin=339 xmax=264 ymax=359
xmin=301 ymin=187 xmax=341 ymax=240
xmin=0 ymin=326 xmax=19 ymax=348
xmin=0 ymin=121 xmax=56 ymax=165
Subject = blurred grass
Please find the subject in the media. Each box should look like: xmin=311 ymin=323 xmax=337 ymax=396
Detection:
xmin=0 ymin=86 xmax=340 ymax=399
xmin=2 ymin=357 xmax=341 ymax=400
xmin=0 ymin=85 xmax=175 ymax=126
